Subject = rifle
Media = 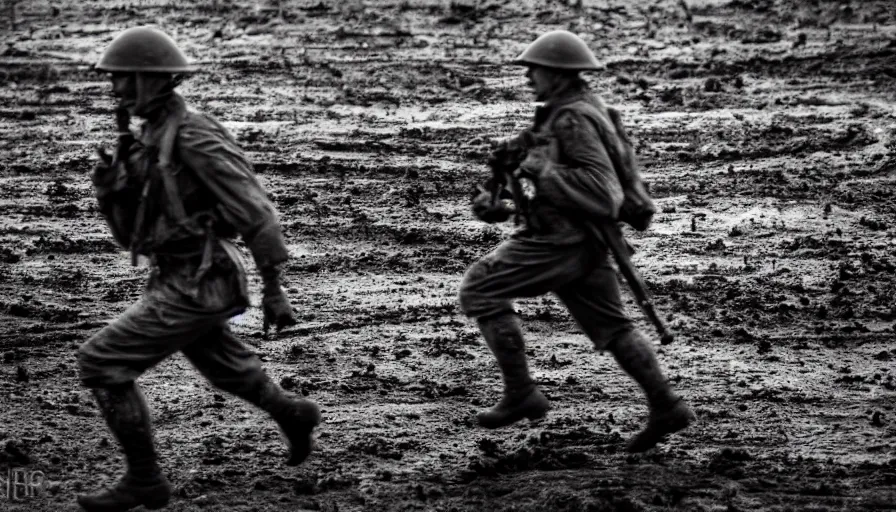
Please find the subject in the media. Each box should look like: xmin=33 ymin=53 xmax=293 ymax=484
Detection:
xmin=487 ymin=132 xmax=540 ymax=228
xmin=489 ymin=114 xmax=672 ymax=344
xmin=588 ymin=222 xmax=674 ymax=345
xmin=94 ymin=107 xmax=133 ymax=172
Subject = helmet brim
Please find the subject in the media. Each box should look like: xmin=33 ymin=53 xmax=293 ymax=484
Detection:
xmin=510 ymin=58 xmax=602 ymax=71
xmin=95 ymin=64 xmax=198 ymax=73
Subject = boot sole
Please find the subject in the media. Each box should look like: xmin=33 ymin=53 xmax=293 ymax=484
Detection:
xmin=283 ymin=423 xmax=318 ymax=466
xmin=626 ymin=410 xmax=695 ymax=453
xmin=76 ymin=487 xmax=171 ymax=512
xmin=477 ymin=402 xmax=551 ymax=429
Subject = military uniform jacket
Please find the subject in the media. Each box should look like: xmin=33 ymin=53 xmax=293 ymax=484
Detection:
xmin=507 ymin=82 xmax=628 ymax=246
xmin=94 ymin=94 xmax=289 ymax=300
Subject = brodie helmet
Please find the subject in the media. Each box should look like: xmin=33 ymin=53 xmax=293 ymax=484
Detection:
xmin=513 ymin=30 xmax=601 ymax=71
xmin=97 ymin=26 xmax=195 ymax=73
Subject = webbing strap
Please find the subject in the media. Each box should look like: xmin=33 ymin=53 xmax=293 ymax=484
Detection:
xmin=554 ymin=101 xmax=630 ymax=184
xmin=156 ymin=107 xmax=190 ymax=226
xmin=154 ymin=107 xmax=217 ymax=294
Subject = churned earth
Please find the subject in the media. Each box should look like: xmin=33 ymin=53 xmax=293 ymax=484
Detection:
xmin=1 ymin=0 xmax=895 ymax=510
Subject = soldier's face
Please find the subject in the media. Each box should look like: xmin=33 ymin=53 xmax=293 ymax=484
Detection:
xmin=525 ymin=65 xmax=558 ymax=101
xmin=110 ymin=72 xmax=137 ymax=108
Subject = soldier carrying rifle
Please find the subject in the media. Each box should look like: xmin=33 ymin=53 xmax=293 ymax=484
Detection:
xmin=460 ymin=30 xmax=695 ymax=451
xmin=77 ymin=26 xmax=320 ymax=511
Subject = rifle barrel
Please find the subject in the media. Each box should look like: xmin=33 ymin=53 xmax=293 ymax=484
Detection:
xmin=590 ymin=223 xmax=674 ymax=345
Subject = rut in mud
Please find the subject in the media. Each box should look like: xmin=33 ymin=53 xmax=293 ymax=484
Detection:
xmin=1 ymin=0 xmax=895 ymax=510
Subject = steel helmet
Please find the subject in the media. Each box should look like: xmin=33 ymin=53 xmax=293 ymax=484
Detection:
xmin=513 ymin=30 xmax=601 ymax=71
xmin=97 ymin=26 xmax=195 ymax=73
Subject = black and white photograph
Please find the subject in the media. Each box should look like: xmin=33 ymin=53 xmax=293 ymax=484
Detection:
xmin=1 ymin=0 xmax=894 ymax=510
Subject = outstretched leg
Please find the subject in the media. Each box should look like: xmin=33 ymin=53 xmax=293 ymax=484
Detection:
xmin=558 ymin=261 xmax=694 ymax=452
xmin=235 ymin=374 xmax=321 ymax=466
xmin=183 ymin=326 xmax=321 ymax=465
xmin=76 ymin=383 xmax=171 ymax=512
xmin=608 ymin=329 xmax=695 ymax=452
xmin=475 ymin=312 xmax=550 ymax=428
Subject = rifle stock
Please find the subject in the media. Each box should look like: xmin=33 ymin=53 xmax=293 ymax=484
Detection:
xmin=589 ymin=222 xmax=674 ymax=345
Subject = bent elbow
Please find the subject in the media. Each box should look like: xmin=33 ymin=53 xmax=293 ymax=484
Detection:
xmin=607 ymin=186 xmax=625 ymax=219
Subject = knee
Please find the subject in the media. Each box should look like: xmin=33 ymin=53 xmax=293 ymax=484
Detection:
xmin=458 ymin=257 xmax=514 ymax=319
xmin=604 ymin=327 xmax=645 ymax=354
xmin=458 ymin=283 xmax=511 ymax=319
xmin=593 ymin=323 xmax=637 ymax=352
xmin=457 ymin=261 xmax=485 ymax=316
xmin=77 ymin=330 xmax=140 ymax=388
xmin=77 ymin=336 xmax=110 ymax=388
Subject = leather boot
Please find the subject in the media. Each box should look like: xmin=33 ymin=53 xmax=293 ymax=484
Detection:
xmin=238 ymin=376 xmax=321 ymax=466
xmin=609 ymin=330 xmax=695 ymax=452
xmin=77 ymin=383 xmax=172 ymax=512
xmin=476 ymin=313 xmax=550 ymax=428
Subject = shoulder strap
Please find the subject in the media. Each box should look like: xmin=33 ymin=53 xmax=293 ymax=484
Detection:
xmin=555 ymin=101 xmax=656 ymax=231
xmin=554 ymin=100 xmax=632 ymax=184
xmin=157 ymin=108 xmax=184 ymax=169
xmin=156 ymin=108 xmax=193 ymax=226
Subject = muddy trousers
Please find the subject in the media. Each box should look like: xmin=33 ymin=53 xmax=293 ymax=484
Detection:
xmin=77 ymin=272 xmax=309 ymax=487
xmin=459 ymin=237 xmax=681 ymax=429
xmin=459 ymin=235 xmax=635 ymax=370
xmin=78 ymin=300 xmax=296 ymax=408
xmin=459 ymin=237 xmax=633 ymax=345
xmin=607 ymin=330 xmax=680 ymax=412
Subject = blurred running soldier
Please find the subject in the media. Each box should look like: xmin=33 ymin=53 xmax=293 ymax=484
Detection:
xmin=78 ymin=26 xmax=320 ymax=511
xmin=459 ymin=30 xmax=694 ymax=452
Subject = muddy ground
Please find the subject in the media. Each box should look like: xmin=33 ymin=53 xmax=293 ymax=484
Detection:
xmin=1 ymin=0 xmax=895 ymax=510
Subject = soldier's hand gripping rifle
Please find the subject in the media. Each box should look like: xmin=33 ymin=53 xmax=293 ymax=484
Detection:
xmin=95 ymin=107 xmax=135 ymax=171
xmin=485 ymin=132 xmax=540 ymax=228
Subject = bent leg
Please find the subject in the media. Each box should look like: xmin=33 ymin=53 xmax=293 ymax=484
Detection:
xmin=458 ymin=238 xmax=592 ymax=427
xmin=608 ymin=330 xmax=694 ymax=452
xmin=556 ymin=260 xmax=676 ymax=412
xmin=555 ymin=260 xmax=633 ymax=351
xmin=458 ymin=238 xmax=592 ymax=319
xmin=558 ymin=261 xmax=693 ymax=451
xmin=78 ymin=297 xmax=226 ymax=388
xmin=180 ymin=324 xmax=264 ymax=397
xmin=183 ymin=326 xmax=321 ymax=465
xmin=77 ymin=290 xmax=230 ymax=510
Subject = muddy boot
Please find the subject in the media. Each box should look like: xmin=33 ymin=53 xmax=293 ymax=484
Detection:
xmin=240 ymin=376 xmax=321 ymax=466
xmin=609 ymin=330 xmax=695 ymax=452
xmin=77 ymin=383 xmax=172 ymax=512
xmin=476 ymin=313 xmax=550 ymax=429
